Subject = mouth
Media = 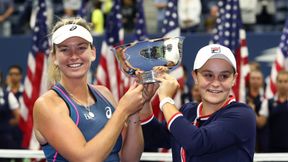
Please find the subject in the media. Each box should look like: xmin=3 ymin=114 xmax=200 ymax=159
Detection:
xmin=207 ymin=89 xmax=222 ymax=94
xmin=67 ymin=63 xmax=83 ymax=68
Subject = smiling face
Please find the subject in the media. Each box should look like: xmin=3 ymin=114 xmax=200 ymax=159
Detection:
xmin=192 ymin=58 xmax=237 ymax=106
xmin=53 ymin=37 xmax=96 ymax=81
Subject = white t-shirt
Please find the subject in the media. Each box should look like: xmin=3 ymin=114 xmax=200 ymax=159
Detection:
xmin=8 ymin=92 xmax=19 ymax=110
xmin=0 ymin=88 xmax=19 ymax=110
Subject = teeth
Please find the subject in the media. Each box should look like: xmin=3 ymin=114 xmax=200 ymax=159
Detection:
xmin=208 ymin=90 xmax=221 ymax=93
xmin=68 ymin=63 xmax=81 ymax=68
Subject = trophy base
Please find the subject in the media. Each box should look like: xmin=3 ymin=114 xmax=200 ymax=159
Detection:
xmin=139 ymin=71 xmax=159 ymax=84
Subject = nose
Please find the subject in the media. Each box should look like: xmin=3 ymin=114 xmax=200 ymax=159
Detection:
xmin=210 ymin=78 xmax=221 ymax=87
xmin=69 ymin=47 xmax=81 ymax=58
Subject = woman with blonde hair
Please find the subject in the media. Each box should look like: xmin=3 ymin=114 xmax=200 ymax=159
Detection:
xmin=33 ymin=17 xmax=146 ymax=162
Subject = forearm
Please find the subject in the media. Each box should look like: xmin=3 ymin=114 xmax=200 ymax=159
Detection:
xmin=2 ymin=7 xmax=14 ymax=20
xmin=78 ymin=109 xmax=129 ymax=162
xmin=121 ymin=113 xmax=144 ymax=162
xmin=161 ymin=102 xmax=181 ymax=123
xmin=139 ymin=102 xmax=154 ymax=121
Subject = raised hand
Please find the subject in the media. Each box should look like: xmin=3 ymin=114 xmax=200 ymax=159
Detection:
xmin=118 ymin=82 xmax=145 ymax=115
xmin=156 ymin=73 xmax=179 ymax=100
xmin=142 ymin=83 xmax=159 ymax=102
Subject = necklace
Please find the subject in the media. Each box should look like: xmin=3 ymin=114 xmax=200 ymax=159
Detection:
xmin=68 ymin=91 xmax=95 ymax=118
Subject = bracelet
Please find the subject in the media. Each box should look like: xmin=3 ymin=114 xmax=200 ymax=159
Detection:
xmin=159 ymin=97 xmax=175 ymax=111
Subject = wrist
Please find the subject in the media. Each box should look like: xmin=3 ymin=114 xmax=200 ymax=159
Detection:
xmin=159 ymin=97 xmax=175 ymax=111
xmin=115 ymin=108 xmax=129 ymax=122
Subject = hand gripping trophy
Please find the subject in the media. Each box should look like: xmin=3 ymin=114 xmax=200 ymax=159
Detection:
xmin=112 ymin=37 xmax=184 ymax=84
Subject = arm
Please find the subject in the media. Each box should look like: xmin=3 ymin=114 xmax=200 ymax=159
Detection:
xmin=34 ymin=83 xmax=145 ymax=162
xmin=140 ymin=102 xmax=172 ymax=149
xmin=168 ymin=107 xmax=255 ymax=155
xmin=0 ymin=5 xmax=14 ymax=22
xmin=120 ymin=113 xmax=144 ymax=162
xmin=97 ymin=85 xmax=144 ymax=162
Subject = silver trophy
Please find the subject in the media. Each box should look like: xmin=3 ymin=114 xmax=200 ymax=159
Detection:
xmin=112 ymin=37 xmax=184 ymax=84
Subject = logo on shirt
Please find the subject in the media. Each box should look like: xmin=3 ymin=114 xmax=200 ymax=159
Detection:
xmin=105 ymin=106 xmax=112 ymax=119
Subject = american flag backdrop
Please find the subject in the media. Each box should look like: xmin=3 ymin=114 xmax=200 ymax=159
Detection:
xmin=149 ymin=0 xmax=184 ymax=123
xmin=19 ymin=0 xmax=49 ymax=149
xmin=77 ymin=0 xmax=89 ymax=20
xmin=265 ymin=18 xmax=288 ymax=98
xmin=211 ymin=0 xmax=249 ymax=102
xmin=134 ymin=0 xmax=147 ymax=41
xmin=95 ymin=0 xmax=129 ymax=100
xmin=161 ymin=0 xmax=180 ymax=37
xmin=161 ymin=0 xmax=183 ymax=109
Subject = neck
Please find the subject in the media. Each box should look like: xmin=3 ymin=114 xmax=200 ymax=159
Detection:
xmin=202 ymin=96 xmax=231 ymax=116
xmin=60 ymin=78 xmax=90 ymax=103
xmin=249 ymin=88 xmax=260 ymax=98
xmin=201 ymin=99 xmax=228 ymax=116
xmin=9 ymin=83 xmax=20 ymax=93
xmin=278 ymin=93 xmax=288 ymax=102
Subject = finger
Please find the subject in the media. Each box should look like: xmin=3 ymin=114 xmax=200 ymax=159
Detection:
xmin=127 ymin=81 xmax=138 ymax=91
xmin=134 ymin=83 xmax=144 ymax=92
xmin=155 ymin=77 xmax=165 ymax=83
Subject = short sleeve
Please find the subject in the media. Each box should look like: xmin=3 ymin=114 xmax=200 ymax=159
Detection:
xmin=8 ymin=92 xmax=19 ymax=110
xmin=259 ymin=98 xmax=269 ymax=117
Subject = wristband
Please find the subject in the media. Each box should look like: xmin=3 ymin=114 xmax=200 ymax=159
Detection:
xmin=159 ymin=97 xmax=175 ymax=111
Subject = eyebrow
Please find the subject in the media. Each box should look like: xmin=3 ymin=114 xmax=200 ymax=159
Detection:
xmin=199 ymin=69 xmax=233 ymax=73
xmin=56 ymin=42 xmax=89 ymax=48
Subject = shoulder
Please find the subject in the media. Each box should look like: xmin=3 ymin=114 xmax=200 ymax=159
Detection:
xmin=33 ymin=90 xmax=69 ymax=117
xmin=223 ymin=102 xmax=256 ymax=123
xmin=227 ymin=102 xmax=254 ymax=113
xmin=90 ymin=84 xmax=117 ymax=107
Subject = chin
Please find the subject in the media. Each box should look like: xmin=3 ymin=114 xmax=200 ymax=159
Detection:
xmin=205 ymin=95 xmax=226 ymax=104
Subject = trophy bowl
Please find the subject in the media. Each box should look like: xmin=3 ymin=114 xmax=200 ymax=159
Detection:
xmin=112 ymin=37 xmax=184 ymax=84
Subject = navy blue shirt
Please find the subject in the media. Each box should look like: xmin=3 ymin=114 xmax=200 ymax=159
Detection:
xmin=142 ymin=100 xmax=256 ymax=162
xmin=268 ymin=97 xmax=288 ymax=152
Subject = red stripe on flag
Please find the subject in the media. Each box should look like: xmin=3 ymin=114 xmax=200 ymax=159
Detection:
xmin=22 ymin=53 xmax=45 ymax=148
xmin=98 ymin=55 xmax=110 ymax=89
xmin=275 ymin=60 xmax=283 ymax=72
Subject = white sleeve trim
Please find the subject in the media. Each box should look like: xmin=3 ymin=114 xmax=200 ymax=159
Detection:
xmin=168 ymin=113 xmax=183 ymax=131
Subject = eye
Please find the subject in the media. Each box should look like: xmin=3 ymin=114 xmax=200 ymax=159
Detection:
xmin=78 ymin=45 xmax=88 ymax=51
xmin=218 ymin=73 xmax=232 ymax=81
xmin=202 ymin=72 xmax=214 ymax=81
xmin=59 ymin=47 xmax=69 ymax=53
xmin=78 ymin=44 xmax=89 ymax=51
